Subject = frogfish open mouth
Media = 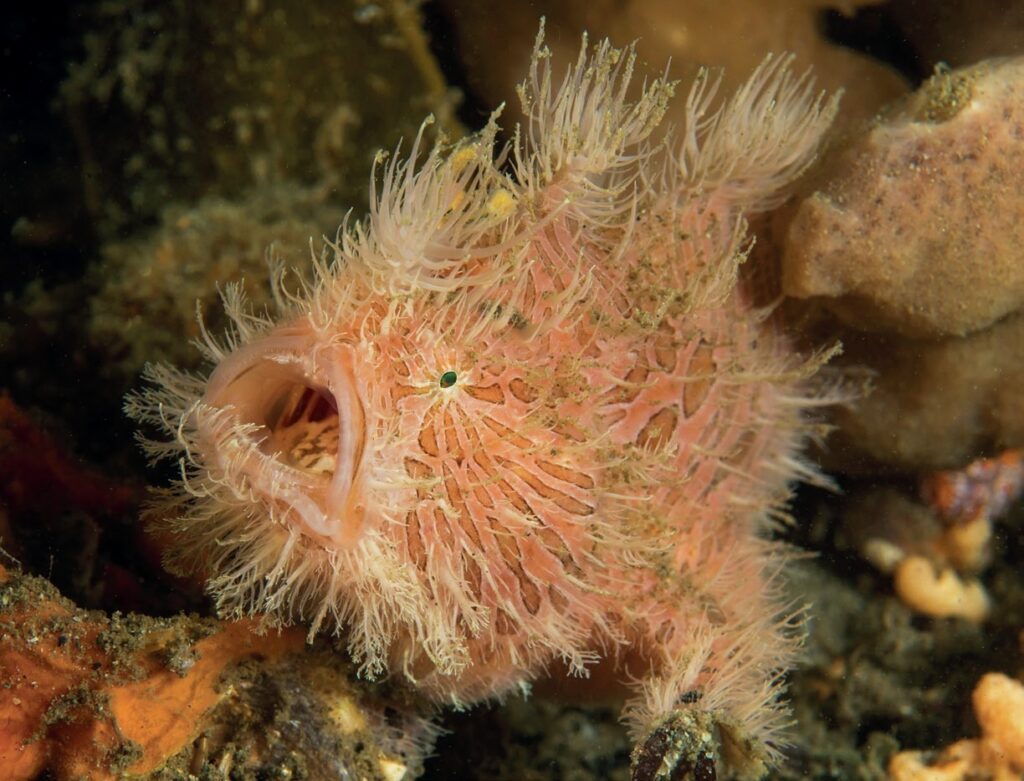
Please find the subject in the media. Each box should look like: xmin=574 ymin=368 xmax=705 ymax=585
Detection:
xmin=128 ymin=22 xmax=840 ymax=780
xmin=198 ymin=325 xmax=368 ymax=546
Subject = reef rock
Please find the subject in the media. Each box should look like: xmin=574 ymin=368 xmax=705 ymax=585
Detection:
xmin=60 ymin=0 xmax=455 ymax=238
xmin=823 ymin=313 xmax=1024 ymax=472
xmin=88 ymin=188 xmax=335 ymax=384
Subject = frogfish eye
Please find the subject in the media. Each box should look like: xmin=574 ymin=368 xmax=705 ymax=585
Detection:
xmin=439 ymin=370 xmax=458 ymax=388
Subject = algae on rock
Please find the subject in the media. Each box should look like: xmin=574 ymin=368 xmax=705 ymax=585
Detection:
xmin=60 ymin=0 xmax=458 ymax=239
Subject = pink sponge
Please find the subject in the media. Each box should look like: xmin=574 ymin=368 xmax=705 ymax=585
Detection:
xmin=784 ymin=57 xmax=1024 ymax=339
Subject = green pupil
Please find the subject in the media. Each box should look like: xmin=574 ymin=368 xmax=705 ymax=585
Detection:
xmin=439 ymin=370 xmax=458 ymax=388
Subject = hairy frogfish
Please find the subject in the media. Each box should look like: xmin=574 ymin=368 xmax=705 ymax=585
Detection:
xmin=128 ymin=25 xmax=839 ymax=780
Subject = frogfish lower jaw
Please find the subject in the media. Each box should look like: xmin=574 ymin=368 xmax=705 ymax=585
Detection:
xmin=199 ymin=322 xmax=367 ymax=547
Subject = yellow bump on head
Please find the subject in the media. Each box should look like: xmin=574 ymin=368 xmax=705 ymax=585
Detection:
xmin=449 ymin=145 xmax=479 ymax=172
xmin=446 ymin=189 xmax=466 ymax=215
xmin=486 ymin=188 xmax=517 ymax=219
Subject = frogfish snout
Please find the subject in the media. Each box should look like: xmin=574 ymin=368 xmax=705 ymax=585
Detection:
xmin=199 ymin=319 xmax=367 ymax=546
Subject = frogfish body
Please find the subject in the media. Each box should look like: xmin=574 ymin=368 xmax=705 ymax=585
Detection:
xmin=129 ymin=27 xmax=838 ymax=779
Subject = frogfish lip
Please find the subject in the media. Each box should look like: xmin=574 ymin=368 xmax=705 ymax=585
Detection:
xmin=199 ymin=322 xmax=367 ymax=547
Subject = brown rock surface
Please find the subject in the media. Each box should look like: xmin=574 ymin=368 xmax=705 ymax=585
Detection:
xmin=823 ymin=313 xmax=1024 ymax=472
xmin=60 ymin=0 xmax=456 ymax=238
